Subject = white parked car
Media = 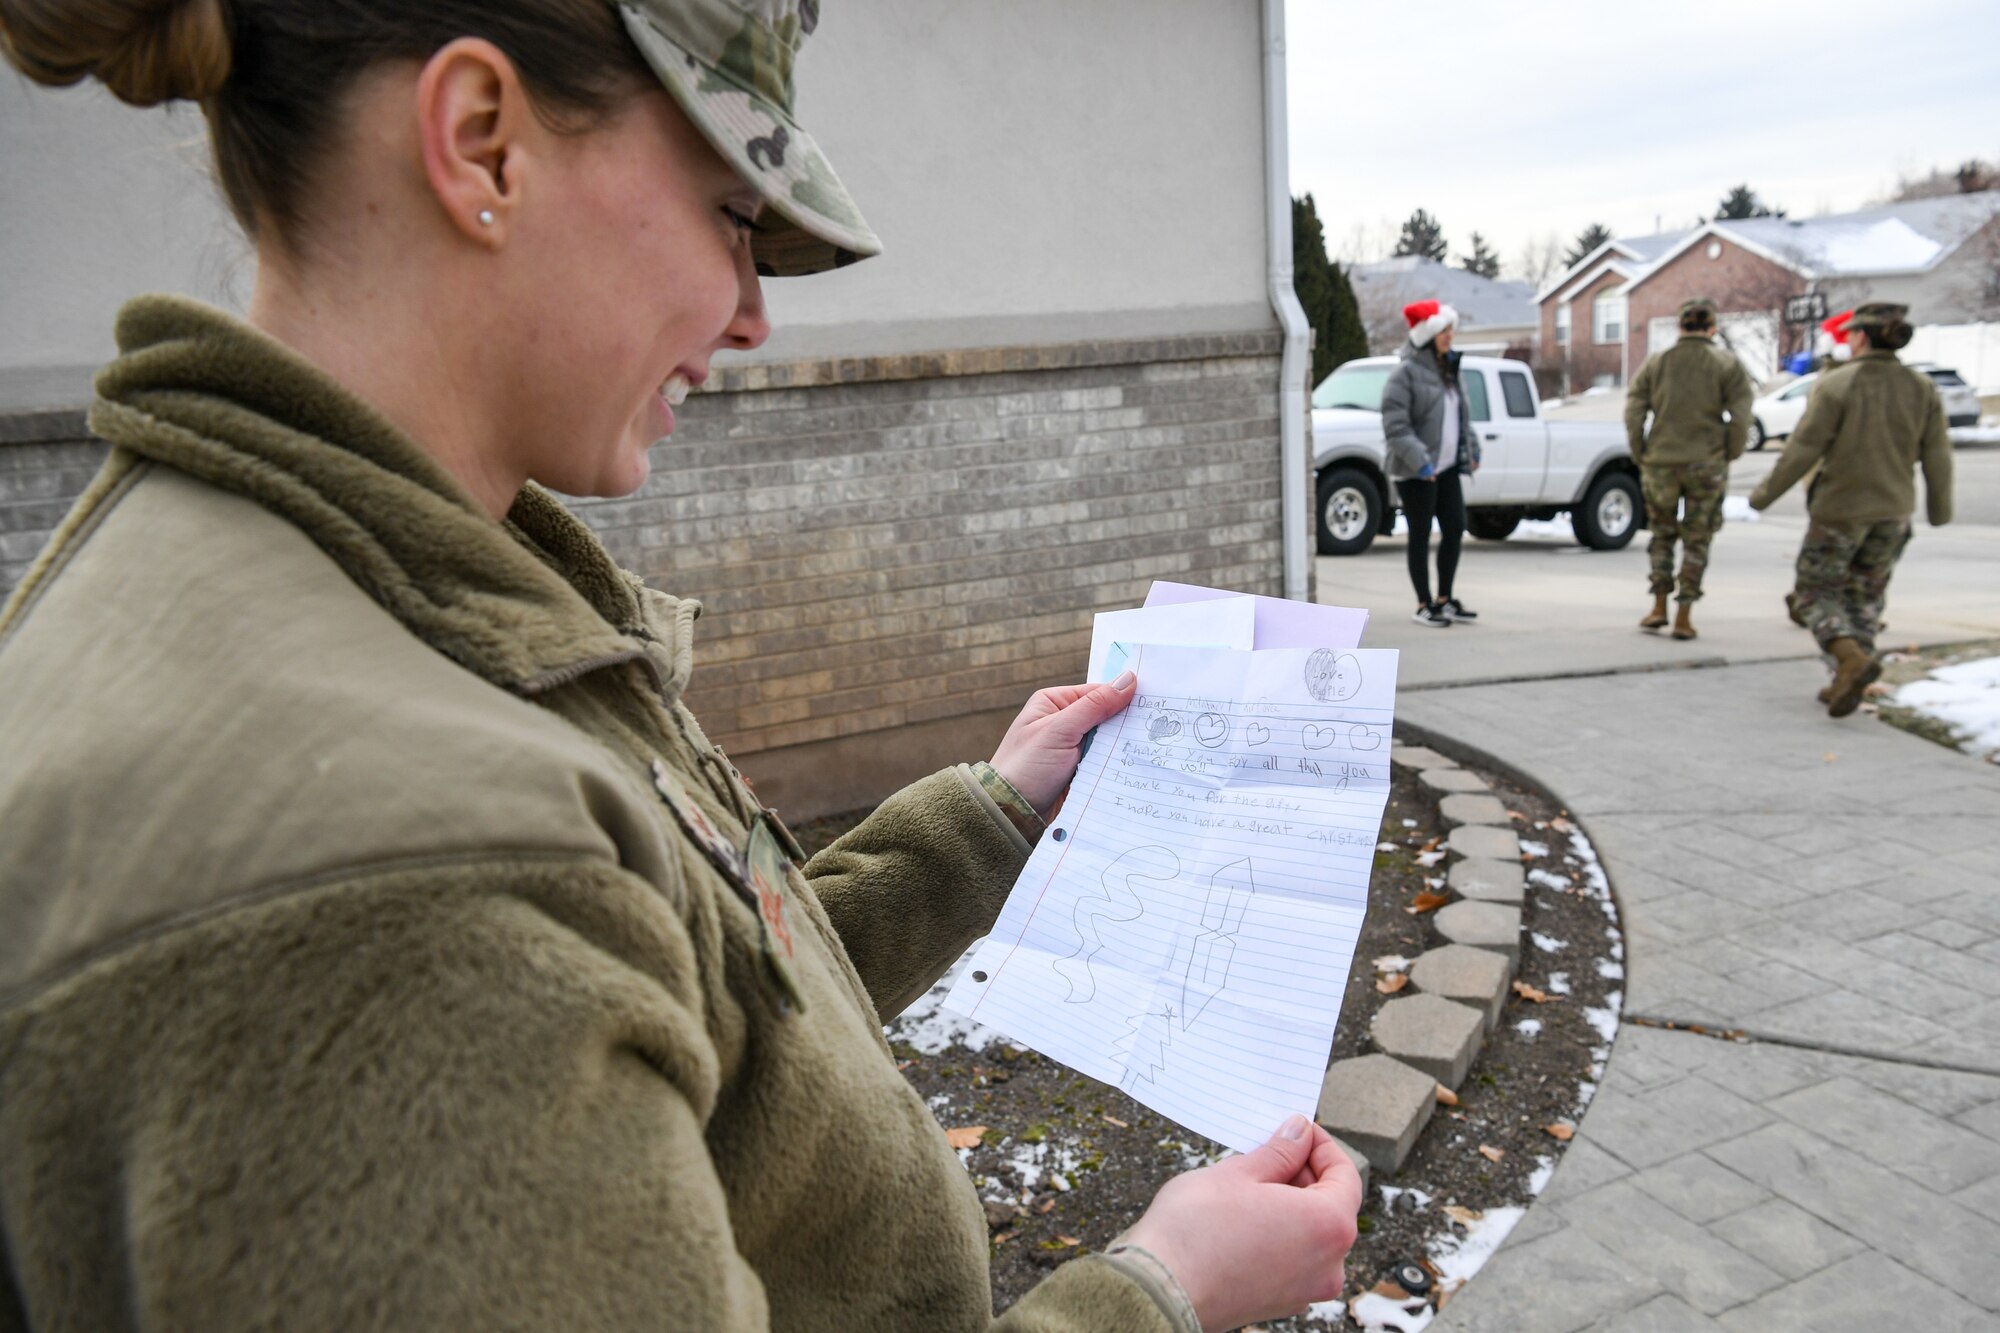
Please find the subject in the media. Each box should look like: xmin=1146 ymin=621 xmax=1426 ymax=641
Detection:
xmin=1749 ymin=363 xmax=1981 ymax=452
xmin=1310 ymin=356 xmax=1638 ymax=556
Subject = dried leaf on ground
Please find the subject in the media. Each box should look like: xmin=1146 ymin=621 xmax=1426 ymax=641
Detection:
xmin=1442 ymin=1204 xmax=1483 ymax=1226
xmin=1410 ymin=891 xmax=1449 ymax=914
xmin=1544 ymin=1122 xmax=1576 ymax=1141
xmin=1435 ymin=1084 xmax=1459 ymax=1106
xmin=993 ymin=1231 xmax=1018 ymax=1245
xmin=1420 ymin=836 xmax=1441 ymax=853
xmin=1037 ymin=1198 xmax=1056 ymax=1214
xmin=1508 ymin=809 xmax=1527 ymax=821
xmin=1513 ymin=980 xmax=1558 ymax=1003
xmin=1054 ymin=1235 xmax=1081 ymax=1247
xmin=1823 ymin=752 xmax=1838 ymax=763
xmin=1376 ymin=973 xmax=1410 ymax=994
xmin=1102 ymin=1114 xmax=1129 ymax=1128
xmin=1478 ymin=1144 xmax=1505 ymax=1162
xmin=896 ymin=1059 xmax=916 ymax=1071
xmin=1550 ymin=816 xmax=1573 ymax=832
xmin=945 ymin=1125 xmax=988 ymax=1150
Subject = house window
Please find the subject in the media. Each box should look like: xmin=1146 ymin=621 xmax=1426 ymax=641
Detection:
xmin=1593 ymin=295 xmax=1626 ymax=344
xmin=1555 ymin=304 xmax=1571 ymax=346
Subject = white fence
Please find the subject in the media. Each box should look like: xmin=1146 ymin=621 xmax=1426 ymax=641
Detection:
xmin=1905 ymin=322 xmax=2000 ymax=395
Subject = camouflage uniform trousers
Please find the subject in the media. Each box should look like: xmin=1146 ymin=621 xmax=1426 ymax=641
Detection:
xmin=1641 ymin=461 xmax=1729 ymax=602
xmin=1790 ymin=517 xmax=1912 ymax=655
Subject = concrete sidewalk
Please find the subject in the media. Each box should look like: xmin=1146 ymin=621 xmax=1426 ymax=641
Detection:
xmin=1403 ymin=658 xmax=2000 ymax=1330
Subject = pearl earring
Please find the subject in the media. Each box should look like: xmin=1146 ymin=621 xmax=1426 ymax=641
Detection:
xmin=477 ymin=209 xmax=495 ymax=226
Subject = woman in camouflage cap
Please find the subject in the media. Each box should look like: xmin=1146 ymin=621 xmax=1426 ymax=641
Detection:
xmin=0 ymin=1 xmax=1359 ymax=1330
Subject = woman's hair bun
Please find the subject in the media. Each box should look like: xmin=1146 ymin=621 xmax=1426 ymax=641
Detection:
xmin=0 ymin=0 xmax=230 ymax=106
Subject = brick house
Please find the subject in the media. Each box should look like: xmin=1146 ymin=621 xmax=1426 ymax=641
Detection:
xmin=1536 ymin=194 xmax=2000 ymax=395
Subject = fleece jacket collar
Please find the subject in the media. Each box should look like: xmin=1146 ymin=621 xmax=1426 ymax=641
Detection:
xmin=87 ymin=296 xmax=697 ymax=700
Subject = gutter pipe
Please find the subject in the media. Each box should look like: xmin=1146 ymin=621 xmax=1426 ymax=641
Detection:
xmin=1261 ymin=0 xmax=1312 ymax=602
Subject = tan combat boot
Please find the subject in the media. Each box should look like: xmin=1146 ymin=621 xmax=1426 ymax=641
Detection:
xmin=1640 ymin=593 xmax=1669 ymax=631
xmin=1825 ymin=638 xmax=1881 ymax=718
xmin=1671 ymin=602 xmax=1697 ymax=641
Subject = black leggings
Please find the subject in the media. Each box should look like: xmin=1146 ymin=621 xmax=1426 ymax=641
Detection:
xmin=1397 ymin=465 xmax=1465 ymax=606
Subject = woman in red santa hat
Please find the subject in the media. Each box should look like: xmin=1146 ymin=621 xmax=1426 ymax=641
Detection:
xmin=1380 ymin=299 xmax=1482 ymax=627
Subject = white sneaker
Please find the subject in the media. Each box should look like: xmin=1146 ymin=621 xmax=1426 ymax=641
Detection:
xmin=1440 ymin=597 xmax=1479 ymax=623
xmin=1412 ymin=602 xmax=1453 ymax=628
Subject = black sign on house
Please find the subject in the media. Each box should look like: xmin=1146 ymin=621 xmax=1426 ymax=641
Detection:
xmin=1784 ymin=292 xmax=1829 ymax=325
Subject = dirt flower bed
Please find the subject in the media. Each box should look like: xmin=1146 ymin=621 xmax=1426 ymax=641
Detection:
xmin=794 ymin=754 xmax=1623 ymax=1328
xmin=1871 ymin=637 xmax=2000 ymax=762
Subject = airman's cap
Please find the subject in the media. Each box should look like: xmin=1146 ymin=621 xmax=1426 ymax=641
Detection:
xmin=616 ymin=0 xmax=881 ymax=277
xmin=1850 ymin=303 xmax=1909 ymax=329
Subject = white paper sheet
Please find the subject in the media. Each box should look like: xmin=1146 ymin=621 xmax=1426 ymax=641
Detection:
xmin=1085 ymin=598 xmax=1257 ymax=685
xmin=945 ymin=641 xmax=1399 ymax=1152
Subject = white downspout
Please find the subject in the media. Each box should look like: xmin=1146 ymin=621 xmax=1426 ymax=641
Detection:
xmin=1262 ymin=0 xmax=1312 ymax=603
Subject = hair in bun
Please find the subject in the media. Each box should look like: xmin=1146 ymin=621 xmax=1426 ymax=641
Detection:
xmin=0 ymin=0 xmax=230 ymax=107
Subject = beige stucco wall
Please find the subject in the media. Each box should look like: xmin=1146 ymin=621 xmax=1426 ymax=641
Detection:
xmin=0 ymin=0 xmax=1273 ymax=374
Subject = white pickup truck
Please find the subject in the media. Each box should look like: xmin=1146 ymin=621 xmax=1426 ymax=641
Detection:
xmin=1311 ymin=355 xmax=1640 ymax=556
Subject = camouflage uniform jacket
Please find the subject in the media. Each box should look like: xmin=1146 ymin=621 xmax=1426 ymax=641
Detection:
xmin=0 ymin=298 xmax=1196 ymax=1333
xmin=1749 ymin=350 xmax=1954 ymax=526
xmin=1623 ymin=335 xmax=1754 ymax=466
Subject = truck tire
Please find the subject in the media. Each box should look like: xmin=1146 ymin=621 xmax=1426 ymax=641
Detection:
xmin=1316 ymin=466 xmax=1381 ymax=556
xmin=1466 ymin=509 xmax=1522 ymax=542
xmin=1571 ymin=470 xmax=1642 ymax=550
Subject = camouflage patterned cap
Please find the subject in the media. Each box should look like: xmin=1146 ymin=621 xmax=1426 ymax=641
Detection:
xmin=616 ymin=0 xmax=881 ymax=277
xmin=1849 ymin=302 xmax=1909 ymax=329
xmin=1679 ymin=297 xmax=1717 ymax=317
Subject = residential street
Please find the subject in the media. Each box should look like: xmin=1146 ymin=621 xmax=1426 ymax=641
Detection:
xmin=1317 ymin=450 xmax=2000 ymax=1329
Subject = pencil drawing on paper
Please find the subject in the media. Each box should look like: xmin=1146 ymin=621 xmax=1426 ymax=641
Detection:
xmin=1304 ymin=649 xmax=1363 ymax=703
xmin=1052 ymin=845 xmax=1177 ymax=1002
xmin=1116 ymin=1005 xmax=1177 ymax=1090
xmin=1181 ymin=857 xmax=1255 ymax=1029
xmin=1192 ymin=711 xmax=1230 ymax=748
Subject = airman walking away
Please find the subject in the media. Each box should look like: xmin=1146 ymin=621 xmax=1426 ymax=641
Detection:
xmin=1749 ymin=303 xmax=1954 ymax=716
xmin=1624 ymin=297 xmax=1754 ymax=640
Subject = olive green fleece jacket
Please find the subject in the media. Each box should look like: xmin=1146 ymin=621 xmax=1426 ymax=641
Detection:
xmin=1623 ymin=335 xmax=1754 ymax=466
xmin=0 ymin=297 xmax=1196 ymax=1333
xmin=1749 ymin=349 xmax=1954 ymax=526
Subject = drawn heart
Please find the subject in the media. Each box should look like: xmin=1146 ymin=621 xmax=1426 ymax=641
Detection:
xmin=1148 ymin=712 xmax=1183 ymax=741
xmin=1192 ymin=712 xmax=1229 ymax=748
xmin=1348 ymin=724 xmax=1382 ymax=752
xmin=1302 ymin=724 xmax=1336 ymax=750
xmin=1244 ymin=722 xmax=1271 ymax=747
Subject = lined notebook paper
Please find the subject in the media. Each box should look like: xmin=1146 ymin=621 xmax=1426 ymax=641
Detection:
xmin=945 ymin=641 xmax=1399 ymax=1152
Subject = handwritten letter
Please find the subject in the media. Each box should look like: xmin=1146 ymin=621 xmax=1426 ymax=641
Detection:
xmin=945 ymin=642 xmax=1398 ymax=1152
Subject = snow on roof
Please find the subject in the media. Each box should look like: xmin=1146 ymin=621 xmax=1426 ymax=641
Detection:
xmin=1612 ymin=230 xmax=1692 ymax=263
xmin=1348 ymin=256 xmax=1536 ymax=328
xmin=1716 ymin=193 xmax=2000 ymax=276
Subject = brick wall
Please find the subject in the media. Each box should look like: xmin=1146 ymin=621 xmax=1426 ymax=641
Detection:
xmin=2 ymin=331 xmax=1288 ymax=816
xmin=1626 ymin=236 xmax=1804 ymax=368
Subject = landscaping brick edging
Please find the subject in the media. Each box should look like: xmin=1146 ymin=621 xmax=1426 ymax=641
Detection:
xmin=1314 ymin=743 xmax=1531 ymax=1182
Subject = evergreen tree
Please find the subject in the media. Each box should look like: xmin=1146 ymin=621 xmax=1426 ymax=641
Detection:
xmin=1459 ymin=231 xmax=1501 ymax=279
xmin=1392 ymin=208 xmax=1448 ymax=261
xmin=1291 ymin=194 xmax=1370 ymax=384
xmin=1563 ymin=222 xmax=1614 ymax=268
xmin=1714 ymin=184 xmax=1782 ymax=219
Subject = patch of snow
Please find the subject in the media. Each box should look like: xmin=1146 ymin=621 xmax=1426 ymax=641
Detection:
xmin=1528 ymin=1155 xmax=1557 ymax=1194
xmin=1532 ymin=932 xmax=1567 ymax=954
xmin=1814 ymin=216 xmax=1942 ymax=273
xmin=1305 ymin=1299 xmax=1348 ymax=1325
xmin=1576 ymin=1079 xmax=1598 ymax=1108
xmin=1380 ymin=1185 xmax=1433 ymax=1212
xmin=1895 ymin=656 xmax=2000 ymax=762
xmin=1721 ymin=495 xmax=1760 ymax=523
xmin=1584 ymin=994 xmax=1622 ymax=1044
xmin=1378 ymin=840 xmax=1401 ymax=852
xmin=1528 ymin=868 xmax=1571 ymax=893
xmin=1429 ymin=1205 xmax=1527 ymax=1292
xmin=1350 ymin=1289 xmax=1434 ymax=1332
xmin=1415 ymin=850 xmax=1446 ymax=868
xmin=887 ymin=947 xmax=1007 ymax=1055
xmin=1516 ymin=1018 xmax=1543 ymax=1039
xmin=1546 ymin=971 xmax=1572 ymax=995
xmin=1403 ymin=818 xmax=1418 ymax=828
xmin=1375 ymin=954 xmax=1414 ymax=974
xmin=1519 ymin=839 xmax=1550 ymax=857
xmin=1598 ymin=958 xmax=1625 ymax=980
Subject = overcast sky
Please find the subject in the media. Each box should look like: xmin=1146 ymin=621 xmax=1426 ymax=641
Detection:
xmin=1286 ymin=0 xmax=2000 ymax=280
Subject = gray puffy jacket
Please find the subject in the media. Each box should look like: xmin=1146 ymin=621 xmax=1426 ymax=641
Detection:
xmin=1380 ymin=342 xmax=1482 ymax=482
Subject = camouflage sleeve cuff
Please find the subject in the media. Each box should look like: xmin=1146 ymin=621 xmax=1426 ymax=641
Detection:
xmin=964 ymin=761 xmax=1045 ymax=853
xmin=1097 ymin=1243 xmax=1202 ymax=1333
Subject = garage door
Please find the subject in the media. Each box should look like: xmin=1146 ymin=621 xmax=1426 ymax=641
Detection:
xmin=1717 ymin=313 xmax=1779 ymax=385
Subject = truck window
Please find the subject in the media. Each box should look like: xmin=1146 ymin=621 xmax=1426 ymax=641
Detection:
xmin=1499 ymin=369 xmax=1536 ymax=418
xmin=1312 ymin=364 xmax=1394 ymax=411
xmin=1461 ymin=369 xmax=1491 ymax=422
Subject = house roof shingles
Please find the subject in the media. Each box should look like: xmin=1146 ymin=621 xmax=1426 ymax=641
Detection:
xmin=1349 ymin=255 xmax=1536 ymax=329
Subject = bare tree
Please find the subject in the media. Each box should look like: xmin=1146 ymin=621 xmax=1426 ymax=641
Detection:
xmin=1512 ymin=231 xmax=1566 ymax=287
xmin=1884 ymin=157 xmax=1999 ymax=202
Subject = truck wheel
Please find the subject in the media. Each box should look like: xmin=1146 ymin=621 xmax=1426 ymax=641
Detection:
xmin=1316 ymin=467 xmax=1381 ymax=556
xmin=1572 ymin=471 xmax=1642 ymax=550
xmin=1466 ymin=509 xmax=1522 ymax=541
